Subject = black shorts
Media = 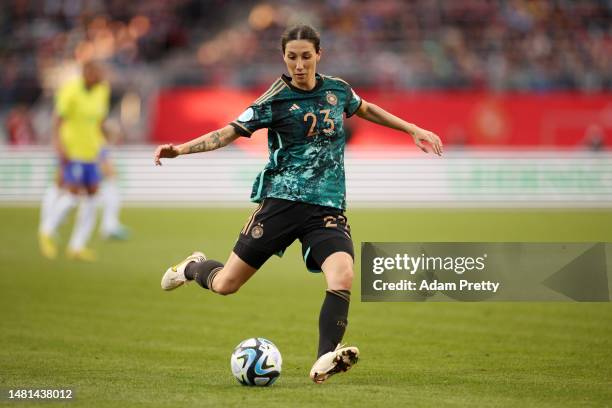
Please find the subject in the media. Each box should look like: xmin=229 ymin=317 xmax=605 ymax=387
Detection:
xmin=233 ymin=198 xmax=354 ymax=271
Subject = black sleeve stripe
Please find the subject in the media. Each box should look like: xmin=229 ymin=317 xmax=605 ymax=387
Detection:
xmin=346 ymin=98 xmax=362 ymax=118
xmin=229 ymin=122 xmax=252 ymax=137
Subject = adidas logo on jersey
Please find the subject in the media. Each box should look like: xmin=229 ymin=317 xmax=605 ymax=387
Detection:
xmin=289 ymin=104 xmax=300 ymax=111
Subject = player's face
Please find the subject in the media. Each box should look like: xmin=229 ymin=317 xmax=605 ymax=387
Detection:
xmin=83 ymin=63 xmax=104 ymax=88
xmin=283 ymin=40 xmax=320 ymax=89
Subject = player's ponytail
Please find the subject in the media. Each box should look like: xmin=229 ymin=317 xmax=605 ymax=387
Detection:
xmin=281 ymin=24 xmax=321 ymax=54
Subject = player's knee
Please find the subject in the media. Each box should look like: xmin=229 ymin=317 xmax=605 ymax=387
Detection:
xmin=213 ymin=277 xmax=241 ymax=295
xmin=67 ymin=186 xmax=80 ymax=195
xmin=339 ymin=265 xmax=354 ymax=288
xmin=331 ymin=264 xmax=354 ymax=290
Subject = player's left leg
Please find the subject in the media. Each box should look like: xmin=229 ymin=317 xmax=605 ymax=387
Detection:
xmin=300 ymin=210 xmax=359 ymax=383
xmin=319 ymin=251 xmax=354 ymax=352
xmin=66 ymin=163 xmax=100 ymax=261
xmin=309 ymin=251 xmax=359 ymax=383
xmin=99 ymin=152 xmax=129 ymax=240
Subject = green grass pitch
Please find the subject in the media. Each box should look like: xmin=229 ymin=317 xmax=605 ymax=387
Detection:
xmin=1 ymin=207 xmax=611 ymax=407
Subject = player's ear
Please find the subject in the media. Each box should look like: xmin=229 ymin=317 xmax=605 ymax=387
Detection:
xmin=316 ymin=48 xmax=322 ymax=63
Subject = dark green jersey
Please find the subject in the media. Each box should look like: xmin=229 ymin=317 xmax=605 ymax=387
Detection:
xmin=230 ymin=73 xmax=362 ymax=210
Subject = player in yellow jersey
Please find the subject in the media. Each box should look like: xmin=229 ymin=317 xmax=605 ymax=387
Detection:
xmin=39 ymin=61 xmax=109 ymax=261
xmin=39 ymin=117 xmax=129 ymax=244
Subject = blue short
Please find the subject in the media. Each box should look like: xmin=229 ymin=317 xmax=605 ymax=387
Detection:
xmin=62 ymin=161 xmax=101 ymax=188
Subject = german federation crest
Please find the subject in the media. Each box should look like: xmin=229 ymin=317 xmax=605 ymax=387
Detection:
xmin=326 ymin=93 xmax=338 ymax=106
xmin=251 ymin=224 xmax=264 ymax=239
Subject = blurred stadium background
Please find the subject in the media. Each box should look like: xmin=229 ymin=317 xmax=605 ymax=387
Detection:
xmin=1 ymin=1 xmax=611 ymax=407
xmin=0 ymin=0 xmax=611 ymax=206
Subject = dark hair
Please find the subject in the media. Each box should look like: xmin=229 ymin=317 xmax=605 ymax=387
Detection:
xmin=281 ymin=24 xmax=320 ymax=54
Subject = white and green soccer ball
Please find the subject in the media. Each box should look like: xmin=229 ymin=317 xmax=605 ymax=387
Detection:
xmin=230 ymin=337 xmax=282 ymax=386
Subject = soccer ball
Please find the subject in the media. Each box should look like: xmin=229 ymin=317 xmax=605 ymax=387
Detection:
xmin=230 ymin=337 xmax=282 ymax=386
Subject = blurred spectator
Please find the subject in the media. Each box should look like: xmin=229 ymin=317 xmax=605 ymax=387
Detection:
xmin=5 ymin=105 xmax=37 ymax=145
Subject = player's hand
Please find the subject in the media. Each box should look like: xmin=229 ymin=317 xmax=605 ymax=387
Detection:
xmin=54 ymin=143 xmax=68 ymax=164
xmin=154 ymin=143 xmax=180 ymax=166
xmin=412 ymin=128 xmax=443 ymax=156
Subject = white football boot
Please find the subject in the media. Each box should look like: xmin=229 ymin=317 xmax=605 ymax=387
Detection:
xmin=161 ymin=252 xmax=206 ymax=291
xmin=309 ymin=344 xmax=359 ymax=384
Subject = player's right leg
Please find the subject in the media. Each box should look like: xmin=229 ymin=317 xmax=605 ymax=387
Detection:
xmin=39 ymin=162 xmax=79 ymax=259
xmin=161 ymin=251 xmax=257 ymax=294
xmin=39 ymin=167 xmax=63 ymax=234
xmin=161 ymin=198 xmax=297 ymax=294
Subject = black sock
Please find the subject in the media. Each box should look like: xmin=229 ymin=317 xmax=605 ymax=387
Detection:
xmin=185 ymin=260 xmax=224 ymax=291
xmin=317 ymin=289 xmax=350 ymax=358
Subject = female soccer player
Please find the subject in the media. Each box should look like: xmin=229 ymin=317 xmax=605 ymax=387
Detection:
xmin=39 ymin=61 xmax=110 ymax=261
xmin=154 ymin=25 xmax=443 ymax=383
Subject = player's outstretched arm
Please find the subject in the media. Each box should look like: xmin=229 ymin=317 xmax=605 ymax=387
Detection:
xmin=355 ymin=100 xmax=443 ymax=156
xmin=154 ymin=125 xmax=240 ymax=165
